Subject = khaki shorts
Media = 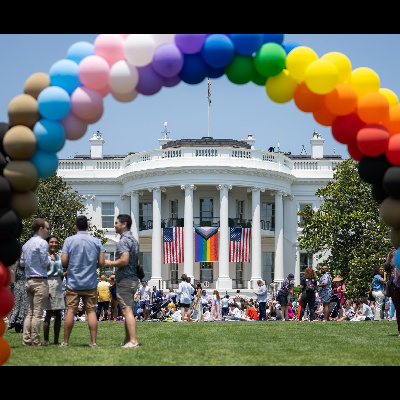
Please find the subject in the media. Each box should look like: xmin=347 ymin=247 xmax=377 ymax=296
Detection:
xmin=116 ymin=278 xmax=139 ymax=309
xmin=66 ymin=287 xmax=97 ymax=312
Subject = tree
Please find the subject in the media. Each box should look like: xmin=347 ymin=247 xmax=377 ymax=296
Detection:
xmin=21 ymin=175 xmax=107 ymax=250
xmin=298 ymin=158 xmax=392 ymax=298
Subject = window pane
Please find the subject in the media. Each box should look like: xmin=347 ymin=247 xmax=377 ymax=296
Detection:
xmin=262 ymin=252 xmax=275 ymax=285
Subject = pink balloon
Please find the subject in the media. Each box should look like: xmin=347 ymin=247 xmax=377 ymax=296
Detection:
xmin=70 ymin=86 xmax=103 ymax=124
xmin=79 ymin=55 xmax=110 ymax=91
xmin=94 ymin=34 xmax=125 ymax=66
xmin=60 ymin=112 xmax=88 ymax=141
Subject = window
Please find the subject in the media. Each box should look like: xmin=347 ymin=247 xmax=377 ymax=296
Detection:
xmin=236 ymin=200 xmax=244 ymax=223
xmin=170 ymin=263 xmax=179 ymax=285
xmin=139 ymin=203 xmax=152 ymax=230
xmin=139 ymin=252 xmax=152 ymax=280
xmin=261 ymin=202 xmax=275 ymax=230
xmin=234 ymin=262 xmax=245 ymax=289
xmin=200 ymin=198 xmax=213 ymax=226
xmin=170 ymin=200 xmax=178 ymax=226
xmin=200 ymin=262 xmax=213 ymax=284
xmin=299 ymin=203 xmax=313 ymax=225
xmin=262 ymin=252 xmax=275 ymax=285
xmin=300 ymin=253 xmax=313 ymax=280
xmin=102 ymin=203 xmax=115 ymax=228
xmin=104 ymin=252 xmax=115 ymax=276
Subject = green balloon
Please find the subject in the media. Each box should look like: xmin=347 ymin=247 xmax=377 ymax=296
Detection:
xmin=254 ymin=42 xmax=286 ymax=78
xmin=225 ymin=54 xmax=254 ymax=85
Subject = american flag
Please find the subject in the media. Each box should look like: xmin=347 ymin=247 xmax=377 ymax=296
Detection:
xmin=163 ymin=227 xmax=184 ymax=264
xmin=208 ymin=78 xmax=211 ymax=106
xmin=229 ymin=228 xmax=251 ymax=263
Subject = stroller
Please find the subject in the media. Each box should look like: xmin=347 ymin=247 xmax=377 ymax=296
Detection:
xmin=329 ymin=294 xmax=340 ymax=319
xmin=148 ymin=299 xmax=169 ymax=321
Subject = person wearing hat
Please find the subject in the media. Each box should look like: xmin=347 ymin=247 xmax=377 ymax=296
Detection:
xmin=332 ymin=275 xmax=346 ymax=319
xmin=277 ymin=273 xmax=295 ymax=321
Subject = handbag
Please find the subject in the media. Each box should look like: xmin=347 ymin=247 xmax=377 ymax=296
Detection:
xmin=368 ymin=286 xmax=374 ymax=302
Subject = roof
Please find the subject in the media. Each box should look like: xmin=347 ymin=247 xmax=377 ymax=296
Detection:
xmin=162 ymin=137 xmax=252 ymax=149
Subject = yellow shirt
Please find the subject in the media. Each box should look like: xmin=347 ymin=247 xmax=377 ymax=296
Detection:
xmin=97 ymin=281 xmax=111 ymax=302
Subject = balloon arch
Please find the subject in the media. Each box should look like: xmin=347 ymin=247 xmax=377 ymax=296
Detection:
xmin=1 ymin=33 xmax=400 ymax=363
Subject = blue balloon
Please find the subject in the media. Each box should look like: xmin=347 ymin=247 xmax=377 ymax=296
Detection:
xmin=33 ymin=119 xmax=66 ymax=153
xmin=67 ymin=41 xmax=95 ymax=64
xmin=29 ymin=149 xmax=59 ymax=179
xmin=49 ymin=59 xmax=81 ymax=94
xmin=201 ymin=34 xmax=235 ymax=69
xmin=179 ymin=53 xmax=208 ymax=84
xmin=263 ymin=34 xmax=285 ymax=45
xmin=282 ymin=41 xmax=301 ymax=55
xmin=37 ymin=86 xmax=71 ymax=121
xmin=230 ymin=34 xmax=263 ymax=56
xmin=395 ymin=249 xmax=400 ymax=271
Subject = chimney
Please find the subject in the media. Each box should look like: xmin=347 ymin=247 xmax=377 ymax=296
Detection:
xmin=310 ymin=131 xmax=324 ymax=159
xmin=89 ymin=131 xmax=105 ymax=159
xmin=242 ymin=134 xmax=256 ymax=149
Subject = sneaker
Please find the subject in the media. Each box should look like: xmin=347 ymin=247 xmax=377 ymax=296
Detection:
xmin=89 ymin=343 xmax=98 ymax=348
xmin=60 ymin=342 xmax=69 ymax=347
xmin=121 ymin=342 xmax=140 ymax=349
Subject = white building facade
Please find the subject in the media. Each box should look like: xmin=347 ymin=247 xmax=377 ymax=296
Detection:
xmin=57 ymin=131 xmax=342 ymax=296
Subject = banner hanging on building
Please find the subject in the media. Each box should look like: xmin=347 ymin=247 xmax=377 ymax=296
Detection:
xmin=229 ymin=227 xmax=251 ymax=263
xmin=195 ymin=227 xmax=219 ymax=262
xmin=163 ymin=227 xmax=184 ymax=264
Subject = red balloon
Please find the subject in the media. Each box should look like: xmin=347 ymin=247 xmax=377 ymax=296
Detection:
xmin=331 ymin=113 xmax=365 ymax=145
xmin=357 ymin=124 xmax=390 ymax=157
xmin=386 ymin=134 xmax=400 ymax=166
xmin=348 ymin=142 xmax=364 ymax=161
xmin=0 ymin=286 xmax=14 ymax=316
xmin=0 ymin=262 xmax=10 ymax=287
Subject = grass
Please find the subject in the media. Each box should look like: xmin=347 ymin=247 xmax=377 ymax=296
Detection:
xmin=3 ymin=319 xmax=400 ymax=366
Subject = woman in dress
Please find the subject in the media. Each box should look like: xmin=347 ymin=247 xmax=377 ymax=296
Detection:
xmin=332 ymin=276 xmax=346 ymax=319
xmin=210 ymin=289 xmax=222 ymax=321
xmin=43 ymin=235 xmax=65 ymax=345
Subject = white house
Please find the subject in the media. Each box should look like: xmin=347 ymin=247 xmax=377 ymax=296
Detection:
xmin=57 ymin=130 xmax=342 ymax=297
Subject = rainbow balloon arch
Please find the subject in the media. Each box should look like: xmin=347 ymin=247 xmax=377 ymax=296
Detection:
xmin=1 ymin=33 xmax=400 ymax=364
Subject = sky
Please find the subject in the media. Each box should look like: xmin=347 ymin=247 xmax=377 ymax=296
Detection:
xmin=1 ymin=34 xmax=400 ymax=160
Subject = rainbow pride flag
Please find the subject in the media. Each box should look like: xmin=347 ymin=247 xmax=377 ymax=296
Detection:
xmin=195 ymin=227 xmax=219 ymax=262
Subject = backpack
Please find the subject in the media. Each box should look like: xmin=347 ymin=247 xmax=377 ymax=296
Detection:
xmin=137 ymin=264 xmax=145 ymax=280
xmin=305 ymin=278 xmax=315 ymax=293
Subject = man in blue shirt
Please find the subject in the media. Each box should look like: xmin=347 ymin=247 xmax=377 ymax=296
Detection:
xmin=20 ymin=218 xmax=51 ymax=346
xmin=105 ymin=214 xmax=140 ymax=348
xmin=61 ymin=215 xmax=104 ymax=347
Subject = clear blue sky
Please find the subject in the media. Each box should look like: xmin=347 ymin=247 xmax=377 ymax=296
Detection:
xmin=1 ymin=34 xmax=399 ymax=160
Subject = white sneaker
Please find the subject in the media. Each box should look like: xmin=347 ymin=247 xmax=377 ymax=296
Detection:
xmin=122 ymin=342 xmax=140 ymax=349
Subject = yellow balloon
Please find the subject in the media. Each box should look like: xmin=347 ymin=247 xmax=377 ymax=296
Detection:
xmin=285 ymin=46 xmax=318 ymax=83
xmin=321 ymin=52 xmax=352 ymax=83
xmin=379 ymin=88 xmax=399 ymax=108
xmin=266 ymin=69 xmax=298 ymax=104
xmin=304 ymin=59 xmax=339 ymax=95
xmin=348 ymin=67 xmax=380 ymax=99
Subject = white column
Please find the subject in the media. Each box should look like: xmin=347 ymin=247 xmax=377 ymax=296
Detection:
xmin=248 ymin=187 xmax=263 ymax=289
xmin=130 ymin=190 xmax=142 ymax=242
xmin=149 ymin=187 xmax=164 ymax=285
xmin=217 ymin=184 xmax=232 ymax=290
xmin=181 ymin=184 xmax=196 ymax=281
xmin=274 ymin=190 xmax=284 ymax=283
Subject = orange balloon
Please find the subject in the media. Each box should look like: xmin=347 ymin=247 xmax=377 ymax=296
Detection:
xmin=293 ymin=81 xmax=324 ymax=113
xmin=0 ymin=337 xmax=11 ymax=366
xmin=357 ymin=92 xmax=390 ymax=124
xmin=313 ymin=102 xmax=336 ymax=127
xmin=382 ymin=104 xmax=400 ymax=135
xmin=0 ymin=318 xmax=5 ymax=336
xmin=325 ymin=83 xmax=358 ymax=116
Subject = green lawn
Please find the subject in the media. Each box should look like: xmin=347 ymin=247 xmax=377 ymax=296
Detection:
xmin=3 ymin=320 xmax=400 ymax=366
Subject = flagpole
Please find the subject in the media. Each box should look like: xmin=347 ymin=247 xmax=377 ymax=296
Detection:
xmin=207 ymin=78 xmax=211 ymax=137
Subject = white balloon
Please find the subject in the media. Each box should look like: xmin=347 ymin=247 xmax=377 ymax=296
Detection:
xmin=150 ymin=34 xmax=176 ymax=47
xmin=124 ymin=34 xmax=156 ymax=67
xmin=111 ymin=88 xmax=139 ymax=103
xmin=109 ymin=60 xmax=139 ymax=94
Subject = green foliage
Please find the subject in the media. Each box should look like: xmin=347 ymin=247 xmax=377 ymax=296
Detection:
xmin=297 ymin=158 xmax=392 ymax=299
xmin=21 ymin=175 xmax=107 ymax=249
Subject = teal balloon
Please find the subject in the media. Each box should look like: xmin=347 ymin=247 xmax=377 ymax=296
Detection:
xmin=33 ymin=119 xmax=66 ymax=153
xmin=49 ymin=59 xmax=81 ymax=94
xmin=29 ymin=149 xmax=59 ymax=179
xmin=253 ymin=42 xmax=286 ymax=78
xmin=37 ymin=86 xmax=70 ymax=121
xmin=67 ymin=41 xmax=95 ymax=64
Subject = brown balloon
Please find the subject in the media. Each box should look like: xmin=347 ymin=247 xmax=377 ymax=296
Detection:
xmin=9 ymin=190 xmax=37 ymax=219
xmin=8 ymin=94 xmax=40 ymax=128
xmin=3 ymin=161 xmax=38 ymax=192
xmin=380 ymin=197 xmax=400 ymax=228
xmin=390 ymin=227 xmax=400 ymax=249
xmin=3 ymin=125 xmax=37 ymax=160
xmin=24 ymin=72 xmax=50 ymax=99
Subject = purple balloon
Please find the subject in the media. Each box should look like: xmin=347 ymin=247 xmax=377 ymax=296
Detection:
xmin=136 ymin=64 xmax=164 ymax=96
xmin=175 ymin=34 xmax=206 ymax=54
xmin=152 ymin=43 xmax=184 ymax=78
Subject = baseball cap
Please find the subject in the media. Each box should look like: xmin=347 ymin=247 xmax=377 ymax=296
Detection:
xmin=288 ymin=274 xmax=294 ymax=278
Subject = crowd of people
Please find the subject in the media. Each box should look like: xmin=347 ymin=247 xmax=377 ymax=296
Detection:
xmin=4 ymin=214 xmax=400 ymax=347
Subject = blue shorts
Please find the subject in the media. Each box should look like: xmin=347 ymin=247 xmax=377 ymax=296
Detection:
xmin=277 ymin=291 xmax=288 ymax=306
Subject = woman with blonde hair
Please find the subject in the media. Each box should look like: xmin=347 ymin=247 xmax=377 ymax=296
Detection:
xmin=298 ymin=267 xmax=318 ymax=321
xmin=210 ymin=289 xmax=222 ymax=321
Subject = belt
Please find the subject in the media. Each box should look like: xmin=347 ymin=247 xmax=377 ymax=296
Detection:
xmin=27 ymin=276 xmax=47 ymax=280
